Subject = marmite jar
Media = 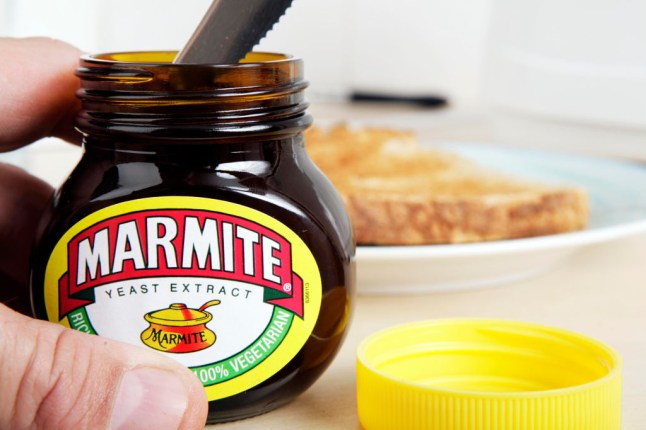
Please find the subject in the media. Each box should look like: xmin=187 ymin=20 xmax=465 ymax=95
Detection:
xmin=30 ymin=52 xmax=355 ymax=423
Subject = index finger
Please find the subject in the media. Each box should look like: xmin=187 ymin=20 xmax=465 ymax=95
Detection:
xmin=0 ymin=37 xmax=81 ymax=151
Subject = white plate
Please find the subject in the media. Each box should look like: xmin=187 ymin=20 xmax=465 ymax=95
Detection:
xmin=356 ymin=143 xmax=646 ymax=294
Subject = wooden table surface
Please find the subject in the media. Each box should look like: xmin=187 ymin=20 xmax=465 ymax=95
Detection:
xmin=212 ymin=234 xmax=646 ymax=429
xmin=208 ymin=103 xmax=646 ymax=429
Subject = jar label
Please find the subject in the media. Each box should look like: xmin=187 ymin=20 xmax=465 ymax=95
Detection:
xmin=43 ymin=197 xmax=322 ymax=401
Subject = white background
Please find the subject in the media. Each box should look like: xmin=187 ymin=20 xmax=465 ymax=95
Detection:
xmin=0 ymin=0 xmax=492 ymax=104
xmin=0 ymin=0 xmax=491 ymax=185
xmin=1 ymin=0 xmax=646 ymax=184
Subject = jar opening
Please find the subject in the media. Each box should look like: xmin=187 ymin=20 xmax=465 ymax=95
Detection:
xmin=83 ymin=51 xmax=292 ymax=66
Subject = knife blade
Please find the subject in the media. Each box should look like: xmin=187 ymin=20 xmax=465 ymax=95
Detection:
xmin=174 ymin=0 xmax=294 ymax=64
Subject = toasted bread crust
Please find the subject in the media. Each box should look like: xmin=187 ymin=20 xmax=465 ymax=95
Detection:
xmin=343 ymin=189 xmax=588 ymax=245
xmin=306 ymin=126 xmax=589 ymax=245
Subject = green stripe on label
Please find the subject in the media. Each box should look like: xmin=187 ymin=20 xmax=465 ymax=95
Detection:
xmin=192 ymin=307 xmax=293 ymax=386
xmin=68 ymin=308 xmax=97 ymax=334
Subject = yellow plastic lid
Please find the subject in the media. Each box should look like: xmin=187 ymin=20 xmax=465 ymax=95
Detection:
xmin=357 ymin=319 xmax=622 ymax=430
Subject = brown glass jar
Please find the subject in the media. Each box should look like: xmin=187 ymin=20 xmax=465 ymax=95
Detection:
xmin=30 ymin=52 xmax=354 ymax=423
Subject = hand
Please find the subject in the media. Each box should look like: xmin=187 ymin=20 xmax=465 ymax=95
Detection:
xmin=0 ymin=38 xmax=207 ymax=430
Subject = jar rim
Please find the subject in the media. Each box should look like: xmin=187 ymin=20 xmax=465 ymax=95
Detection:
xmin=80 ymin=51 xmax=295 ymax=67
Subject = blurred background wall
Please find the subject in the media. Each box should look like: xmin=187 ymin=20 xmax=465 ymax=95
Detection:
xmin=0 ymin=0 xmax=492 ymax=105
xmin=0 ymin=0 xmax=493 ymax=184
xmin=1 ymin=0 xmax=645 ymax=185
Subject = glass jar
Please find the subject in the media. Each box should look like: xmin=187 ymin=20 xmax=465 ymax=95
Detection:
xmin=30 ymin=52 xmax=355 ymax=423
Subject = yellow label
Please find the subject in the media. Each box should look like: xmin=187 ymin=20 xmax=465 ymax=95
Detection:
xmin=43 ymin=197 xmax=321 ymax=401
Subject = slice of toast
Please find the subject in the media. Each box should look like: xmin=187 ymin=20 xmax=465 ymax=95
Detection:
xmin=306 ymin=125 xmax=588 ymax=245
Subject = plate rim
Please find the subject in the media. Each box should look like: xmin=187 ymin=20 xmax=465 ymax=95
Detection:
xmin=356 ymin=218 xmax=646 ymax=260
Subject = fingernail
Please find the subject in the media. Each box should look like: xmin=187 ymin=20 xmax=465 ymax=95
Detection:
xmin=110 ymin=368 xmax=188 ymax=430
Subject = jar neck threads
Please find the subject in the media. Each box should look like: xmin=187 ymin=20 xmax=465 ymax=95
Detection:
xmin=75 ymin=52 xmax=311 ymax=142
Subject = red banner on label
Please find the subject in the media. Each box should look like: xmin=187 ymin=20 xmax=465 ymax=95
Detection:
xmin=58 ymin=209 xmax=304 ymax=318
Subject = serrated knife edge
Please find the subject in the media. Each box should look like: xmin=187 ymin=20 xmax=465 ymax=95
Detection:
xmin=174 ymin=0 xmax=295 ymax=64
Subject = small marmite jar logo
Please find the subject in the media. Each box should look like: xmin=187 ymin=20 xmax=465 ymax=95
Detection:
xmin=141 ymin=300 xmax=221 ymax=353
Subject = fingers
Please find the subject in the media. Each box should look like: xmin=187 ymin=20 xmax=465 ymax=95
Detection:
xmin=0 ymin=163 xmax=53 ymax=313
xmin=0 ymin=37 xmax=82 ymax=150
xmin=0 ymin=37 xmax=209 ymax=430
xmin=0 ymin=304 xmax=208 ymax=430
xmin=0 ymin=38 xmax=81 ymax=312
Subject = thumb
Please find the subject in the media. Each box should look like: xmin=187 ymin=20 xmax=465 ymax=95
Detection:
xmin=0 ymin=305 xmax=207 ymax=430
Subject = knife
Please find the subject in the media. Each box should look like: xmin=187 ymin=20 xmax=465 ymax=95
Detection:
xmin=174 ymin=0 xmax=294 ymax=64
